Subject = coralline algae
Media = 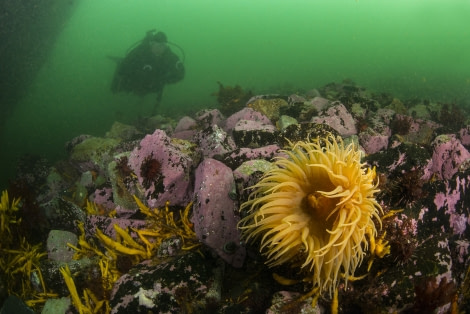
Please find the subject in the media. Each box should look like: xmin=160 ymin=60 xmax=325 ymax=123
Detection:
xmin=12 ymin=83 xmax=470 ymax=313
xmin=191 ymin=158 xmax=246 ymax=268
xmin=128 ymin=129 xmax=194 ymax=208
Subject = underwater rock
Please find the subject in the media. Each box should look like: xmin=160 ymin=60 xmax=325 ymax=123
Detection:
xmin=291 ymin=96 xmax=327 ymax=121
xmin=78 ymin=171 xmax=94 ymax=188
xmin=195 ymin=109 xmax=224 ymax=129
xmin=393 ymin=114 xmax=441 ymax=145
xmin=349 ymin=138 xmax=469 ymax=312
xmin=429 ymin=172 xmax=470 ymax=236
xmin=65 ymin=134 xmax=92 ymax=154
xmin=276 ymin=115 xmax=298 ymax=131
xmin=305 ymin=88 xmax=321 ymax=98
xmin=386 ymin=97 xmax=407 ymax=114
xmin=366 ymin=143 xmax=430 ymax=176
xmin=458 ymin=125 xmax=470 ymax=147
xmin=141 ymin=114 xmax=175 ymax=134
xmin=107 ymin=153 xmax=140 ymax=211
xmin=247 ymin=98 xmax=288 ymax=122
xmin=128 ymin=129 xmax=194 ymax=208
xmin=422 ymin=134 xmax=470 ymax=180
xmin=172 ymin=116 xmax=197 ymax=140
xmin=105 ymin=121 xmax=142 ymax=141
xmin=408 ymin=103 xmax=433 ymax=120
xmin=361 ymin=108 xmax=393 ymax=143
xmin=287 ymin=93 xmax=306 ymax=104
xmin=383 ymin=172 xmax=469 ymax=311
xmin=92 ymin=187 xmax=115 ymax=211
xmin=359 ymin=129 xmax=389 ymax=154
xmin=278 ymin=122 xmax=338 ymax=148
xmin=306 ymin=96 xmax=330 ymax=112
xmin=69 ymin=136 xmax=120 ymax=173
xmin=41 ymin=297 xmax=71 ymax=314
xmin=110 ymin=252 xmax=214 ymax=313
xmin=219 ymin=144 xmax=281 ymax=170
xmin=194 ymin=124 xmax=237 ymax=159
xmin=232 ymin=119 xmax=277 ymax=148
xmin=35 ymin=166 xmax=73 ymax=204
xmin=350 ymin=102 xmax=367 ymax=119
xmin=224 ymin=107 xmax=272 ymax=136
xmin=174 ymin=116 xmax=197 ymax=133
xmin=172 ymin=129 xmax=196 ymax=141
xmin=14 ymin=154 xmax=51 ymax=192
xmin=41 ymin=197 xmax=86 ymax=233
xmin=46 ymin=230 xmax=78 ymax=263
xmin=336 ymin=160 xmax=468 ymax=313
xmin=191 ymin=158 xmax=246 ymax=268
xmin=233 ymin=159 xmax=276 ymax=204
xmin=311 ymin=102 xmax=357 ymax=136
xmin=376 ymin=108 xmax=396 ymax=126
xmin=347 ymin=223 xmax=456 ymax=312
xmin=40 ymin=257 xmax=97 ymax=297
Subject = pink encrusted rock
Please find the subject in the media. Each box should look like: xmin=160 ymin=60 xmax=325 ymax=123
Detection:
xmin=224 ymin=107 xmax=272 ymax=135
xmin=195 ymin=109 xmax=224 ymax=129
xmin=234 ymin=119 xmax=276 ymax=133
xmin=221 ymin=144 xmax=281 ymax=169
xmin=128 ymin=129 xmax=193 ymax=208
xmin=93 ymin=187 xmax=115 ymax=210
xmin=356 ymin=109 xmax=392 ymax=152
xmin=311 ymin=103 xmax=357 ymax=136
xmin=172 ymin=129 xmax=196 ymax=141
xmin=307 ymin=96 xmax=330 ymax=112
xmin=191 ymin=158 xmax=246 ymax=268
xmin=232 ymin=119 xmax=277 ymax=148
xmin=359 ymin=130 xmax=389 ymax=154
xmin=174 ymin=116 xmax=197 ymax=133
xmin=422 ymin=134 xmax=470 ymax=180
xmin=433 ymin=178 xmax=470 ymax=236
xmin=194 ymin=125 xmax=237 ymax=158
xmin=459 ymin=126 xmax=470 ymax=146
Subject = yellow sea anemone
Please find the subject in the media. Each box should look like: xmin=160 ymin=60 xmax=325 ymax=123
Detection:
xmin=239 ymin=135 xmax=382 ymax=295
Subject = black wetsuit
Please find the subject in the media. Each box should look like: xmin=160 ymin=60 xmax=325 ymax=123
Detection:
xmin=111 ymin=35 xmax=184 ymax=101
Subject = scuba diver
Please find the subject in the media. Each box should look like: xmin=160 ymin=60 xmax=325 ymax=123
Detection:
xmin=110 ymin=30 xmax=185 ymax=114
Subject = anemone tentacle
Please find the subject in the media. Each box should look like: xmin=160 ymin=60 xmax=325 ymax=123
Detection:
xmin=239 ymin=134 xmax=383 ymax=296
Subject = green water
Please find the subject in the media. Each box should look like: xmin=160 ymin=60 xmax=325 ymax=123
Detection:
xmin=1 ymin=0 xmax=469 ymax=189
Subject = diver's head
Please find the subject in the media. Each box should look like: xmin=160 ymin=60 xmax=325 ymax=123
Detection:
xmin=149 ymin=31 xmax=168 ymax=56
xmin=153 ymin=32 xmax=167 ymax=43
